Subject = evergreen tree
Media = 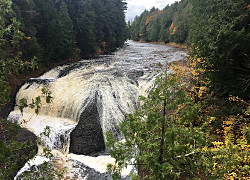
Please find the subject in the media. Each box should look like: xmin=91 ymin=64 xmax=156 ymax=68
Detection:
xmin=130 ymin=0 xmax=190 ymax=43
xmin=11 ymin=0 xmax=128 ymax=60
xmin=148 ymin=14 xmax=161 ymax=42
xmin=0 ymin=1 xmax=37 ymax=178
xmin=190 ymin=0 xmax=250 ymax=99
xmin=48 ymin=1 xmax=73 ymax=61
xmin=75 ymin=0 xmax=96 ymax=55
xmin=107 ymin=68 xmax=206 ymax=180
xmin=12 ymin=0 xmax=41 ymax=60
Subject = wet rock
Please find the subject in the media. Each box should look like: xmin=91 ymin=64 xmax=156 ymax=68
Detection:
xmin=69 ymin=95 xmax=105 ymax=155
xmin=127 ymin=70 xmax=144 ymax=84
xmin=68 ymin=160 xmax=113 ymax=180
xmin=17 ymin=128 xmax=38 ymax=145
xmin=26 ymin=78 xmax=55 ymax=86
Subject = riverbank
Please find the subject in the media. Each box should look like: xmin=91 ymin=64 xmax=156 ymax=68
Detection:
xmin=0 ymin=47 xmax=118 ymax=119
xmin=137 ymin=40 xmax=187 ymax=49
xmin=0 ymin=57 xmax=78 ymax=119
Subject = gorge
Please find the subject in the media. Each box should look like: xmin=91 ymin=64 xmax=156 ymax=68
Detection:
xmin=8 ymin=41 xmax=188 ymax=179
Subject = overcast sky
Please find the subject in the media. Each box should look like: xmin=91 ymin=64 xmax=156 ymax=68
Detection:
xmin=125 ymin=0 xmax=181 ymax=21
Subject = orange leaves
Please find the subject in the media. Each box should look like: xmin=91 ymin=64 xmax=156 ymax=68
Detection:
xmin=145 ymin=16 xmax=153 ymax=25
xmin=172 ymin=27 xmax=177 ymax=34
xmin=0 ymin=124 xmax=4 ymax=131
xmin=169 ymin=22 xmax=177 ymax=34
xmin=170 ymin=63 xmax=190 ymax=75
xmin=145 ymin=10 xmax=162 ymax=25
xmin=100 ymin=41 xmax=106 ymax=46
xmin=169 ymin=22 xmax=174 ymax=31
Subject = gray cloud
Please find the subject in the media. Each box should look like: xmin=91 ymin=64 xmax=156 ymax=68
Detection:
xmin=125 ymin=0 xmax=180 ymax=21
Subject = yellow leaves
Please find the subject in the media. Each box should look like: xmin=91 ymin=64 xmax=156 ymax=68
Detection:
xmin=190 ymin=85 xmax=207 ymax=102
xmin=169 ymin=22 xmax=174 ymax=31
xmin=200 ymin=86 xmax=207 ymax=91
xmin=228 ymin=96 xmax=245 ymax=103
xmin=212 ymin=141 xmax=224 ymax=147
xmin=213 ymin=162 xmax=217 ymax=170
xmin=224 ymin=126 xmax=231 ymax=134
xmin=228 ymin=172 xmax=237 ymax=178
xmin=196 ymin=58 xmax=202 ymax=62
xmin=208 ymin=116 xmax=216 ymax=122
xmin=242 ymin=153 xmax=250 ymax=163
xmin=191 ymin=70 xmax=198 ymax=76
xmin=172 ymin=27 xmax=177 ymax=34
xmin=169 ymin=22 xmax=177 ymax=34
xmin=189 ymin=56 xmax=207 ymax=83
xmin=202 ymin=146 xmax=208 ymax=152
xmin=244 ymin=106 xmax=250 ymax=116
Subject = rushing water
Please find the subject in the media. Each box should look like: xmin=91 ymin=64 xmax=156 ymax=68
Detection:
xmin=8 ymin=40 xmax=187 ymax=179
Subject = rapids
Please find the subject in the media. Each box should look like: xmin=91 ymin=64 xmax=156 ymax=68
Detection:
xmin=8 ymin=40 xmax=187 ymax=179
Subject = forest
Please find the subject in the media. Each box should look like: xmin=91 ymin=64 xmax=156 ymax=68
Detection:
xmin=0 ymin=0 xmax=250 ymax=179
xmin=0 ymin=0 xmax=128 ymax=178
xmin=128 ymin=0 xmax=250 ymax=99
xmin=110 ymin=0 xmax=250 ymax=179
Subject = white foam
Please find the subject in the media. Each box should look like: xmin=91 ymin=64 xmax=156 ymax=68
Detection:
xmin=68 ymin=154 xmax=134 ymax=176
xmin=14 ymin=156 xmax=49 ymax=180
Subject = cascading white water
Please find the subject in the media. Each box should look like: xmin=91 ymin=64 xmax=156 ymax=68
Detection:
xmin=8 ymin=40 xmax=188 ymax=179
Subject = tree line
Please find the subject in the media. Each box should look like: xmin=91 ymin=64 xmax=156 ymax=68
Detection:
xmin=128 ymin=0 xmax=191 ymax=43
xmin=128 ymin=0 xmax=250 ymax=100
xmin=1 ymin=0 xmax=128 ymax=111
xmin=0 ymin=0 xmax=127 ymax=178
xmin=12 ymin=0 xmax=127 ymax=62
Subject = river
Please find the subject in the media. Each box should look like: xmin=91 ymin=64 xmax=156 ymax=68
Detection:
xmin=8 ymin=40 xmax=188 ymax=179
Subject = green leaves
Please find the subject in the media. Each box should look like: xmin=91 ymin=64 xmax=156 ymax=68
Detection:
xmin=0 ymin=119 xmax=36 ymax=179
xmin=18 ymin=88 xmax=52 ymax=115
xmin=129 ymin=0 xmax=191 ymax=43
xmin=190 ymin=0 xmax=250 ymax=99
xmin=107 ymin=68 xmax=206 ymax=180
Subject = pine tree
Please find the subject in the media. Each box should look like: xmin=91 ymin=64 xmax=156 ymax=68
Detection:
xmin=76 ymin=0 xmax=96 ymax=55
xmin=190 ymin=0 xmax=250 ymax=99
xmin=48 ymin=1 xmax=73 ymax=61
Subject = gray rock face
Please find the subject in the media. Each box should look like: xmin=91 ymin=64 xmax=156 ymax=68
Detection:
xmin=70 ymin=94 xmax=105 ymax=155
xmin=68 ymin=160 xmax=113 ymax=180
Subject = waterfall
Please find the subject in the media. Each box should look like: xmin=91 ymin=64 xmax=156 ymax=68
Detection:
xmin=8 ymin=40 xmax=188 ymax=179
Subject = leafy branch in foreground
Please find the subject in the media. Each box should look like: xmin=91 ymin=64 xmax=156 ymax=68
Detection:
xmin=0 ymin=0 xmax=38 ymax=107
xmin=18 ymin=88 xmax=53 ymax=115
xmin=0 ymin=88 xmax=53 ymax=179
xmin=107 ymin=66 xmax=207 ymax=180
